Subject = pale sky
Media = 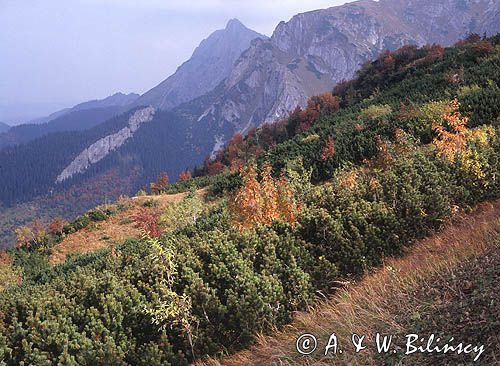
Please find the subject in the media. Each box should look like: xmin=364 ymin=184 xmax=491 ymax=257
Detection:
xmin=0 ymin=0 xmax=349 ymax=124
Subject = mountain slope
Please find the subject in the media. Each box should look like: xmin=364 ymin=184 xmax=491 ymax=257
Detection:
xmin=0 ymin=93 xmax=140 ymax=149
xmin=132 ymin=19 xmax=266 ymax=110
xmin=0 ymin=122 xmax=9 ymax=133
xmin=1 ymin=1 xmax=499 ymax=231
xmin=196 ymin=0 xmax=500 ymax=142
xmin=28 ymin=92 xmax=139 ymax=125
xmin=0 ymin=34 xmax=498 ymax=365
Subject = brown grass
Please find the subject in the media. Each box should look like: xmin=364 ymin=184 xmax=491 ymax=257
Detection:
xmin=49 ymin=191 xmax=193 ymax=265
xmin=198 ymin=200 xmax=500 ymax=366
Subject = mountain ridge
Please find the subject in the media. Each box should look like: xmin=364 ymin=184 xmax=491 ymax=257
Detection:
xmin=195 ymin=0 xmax=500 ymax=146
xmin=0 ymin=93 xmax=140 ymax=149
xmin=132 ymin=19 xmax=267 ymax=111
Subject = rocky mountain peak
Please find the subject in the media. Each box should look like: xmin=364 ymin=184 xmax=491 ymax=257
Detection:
xmin=132 ymin=20 xmax=266 ymax=111
xmin=225 ymin=18 xmax=246 ymax=30
xmin=194 ymin=0 xmax=500 ymax=154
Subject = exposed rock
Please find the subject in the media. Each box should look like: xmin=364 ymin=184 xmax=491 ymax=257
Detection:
xmin=132 ymin=19 xmax=266 ymax=110
xmin=196 ymin=0 xmax=500 ymax=150
xmin=56 ymin=107 xmax=155 ymax=183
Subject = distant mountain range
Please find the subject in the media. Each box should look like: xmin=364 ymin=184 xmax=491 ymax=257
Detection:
xmin=0 ymin=93 xmax=139 ymax=149
xmin=0 ymin=122 xmax=9 ymax=133
xmin=28 ymin=92 xmax=140 ymax=125
xmin=1 ymin=0 xmax=499 ymax=216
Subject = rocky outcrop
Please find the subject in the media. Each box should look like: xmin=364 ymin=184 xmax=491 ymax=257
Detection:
xmin=133 ymin=19 xmax=266 ymax=111
xmin=195 ymin=0 xmax=500 ymax=148
xmin=56 ymin=107 xmax=155 ymax=183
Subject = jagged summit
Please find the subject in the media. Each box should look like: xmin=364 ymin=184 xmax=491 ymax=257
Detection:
xmin=225 ymin=18 xmax=245 ymax=29
xmin=196 ymin=0 xmax=500 ymax=142
xmin=132 ymin=20 xmax=266 ymax=111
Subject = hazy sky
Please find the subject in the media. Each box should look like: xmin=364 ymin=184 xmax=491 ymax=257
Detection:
xmin=0 ymin=0 xmax=348 ymax=123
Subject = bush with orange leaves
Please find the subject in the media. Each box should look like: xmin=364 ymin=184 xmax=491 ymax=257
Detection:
xmin=229 ymin=163 xmax=299 ymax=231
xmin=432 ymin=99 xmax=469 ymax=162
xmin=321 ymin=136 xmax=336 ymax=161
xmin=178 ymin=170 xmax=192 ymax=182
xmin=134 ymin=208 xmax=161 ymax=238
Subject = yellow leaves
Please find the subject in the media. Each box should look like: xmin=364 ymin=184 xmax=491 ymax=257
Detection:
xmin=468 ymin=125 xmax=495 ymax=145
xmin=459 ymin=149 xmax=488 ymax=186
xmin=302 ymin=134 xmax=320 ymax=143
xmin=432 ymin=100 xmax=494 ymax=188
xmin=230 ymin=163 xmax=299 ymax=231
xmin=359 ymin=104 xmax=392 ymax=121
xmin=432 ymin=99 xmax=469 ymax=162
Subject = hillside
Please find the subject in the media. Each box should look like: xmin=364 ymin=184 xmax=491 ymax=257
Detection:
xmin=0 ymin=35 xmax=498 ymax=365
xmin=206 ymin=200 xmax=499 ymax=365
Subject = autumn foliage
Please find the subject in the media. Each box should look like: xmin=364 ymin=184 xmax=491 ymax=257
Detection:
xmin=321 ymin=136 xmax=336 ymax=161
xmin=151 ymin=172 xmax=169 ymax=194
xmin=229 ymin=163 xmax=299 ymax=231
xmin=15 ymin=219 xmax=46 ymax=248
xmin=199 ymin=93 xmax=340 ymax=176
xmin=178 ymin=170 xmax=192 ymax=182
xmin=134 ymin=208 xmax=161 ymax=238
xmin=48 ymin=218 xmax=67 ymax=235
xmin=432 ymin=99 xmax=469 ymax=162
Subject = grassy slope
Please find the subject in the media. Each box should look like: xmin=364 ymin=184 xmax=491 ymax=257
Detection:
xmin=48 ymin=192 xmax=188 ymax=265
xmin=204 ymin=200 xmax=499 ymax=366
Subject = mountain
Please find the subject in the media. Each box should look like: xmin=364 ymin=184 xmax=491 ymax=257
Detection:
xmin=132 ymin=19 xmax=266 ymax=110
xmin=0 ymin=122 xmax=9 ymax=133
xmin=1 ymin=0 xmax=500 ymax=218
xmin=0 ymin=93 xmax=139 ymax=149
xmin=1 ymin=33 xmax=499 ymax=365
xmin=195 ymin=0 xmax=500 ymax=140
xmin=28 ymin=92 xmax=140 ymax=125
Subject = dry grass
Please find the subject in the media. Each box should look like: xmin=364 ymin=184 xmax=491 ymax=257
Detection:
xmin=198 ymin=200 xmax=500 ymax=366
xmin=49 ymin=191 xmax=193 ymax=265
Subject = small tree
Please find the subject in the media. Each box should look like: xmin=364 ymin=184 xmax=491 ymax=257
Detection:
xmin=230 ymin=165 xmax=262 ymax=231
xmin=48 ymin=218 xmax=67 ymax=235
xmin=178 ymin=170 xmax=192 ymax=182
xmin=151 ymin=172 xmax=169 ymax=194
xmin=433 ymin=99 xmax=469 ymax=162
xmin=15 ymin=226 xmax=32 ymax=248
xmin=230 ymin=163 xmax=300 ymax=231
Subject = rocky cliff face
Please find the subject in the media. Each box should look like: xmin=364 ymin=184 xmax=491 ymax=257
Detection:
xmin=56 ymin=107 xmax=155 ymax=183
xmin=133 ymin=19 xmax=266 ymax=111
xmin=195 ymin=0 xmax=500 ymax=146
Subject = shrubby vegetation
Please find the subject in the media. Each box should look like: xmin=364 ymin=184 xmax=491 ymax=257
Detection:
xmin=0 ymin=36 xmax=499 ymax=365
